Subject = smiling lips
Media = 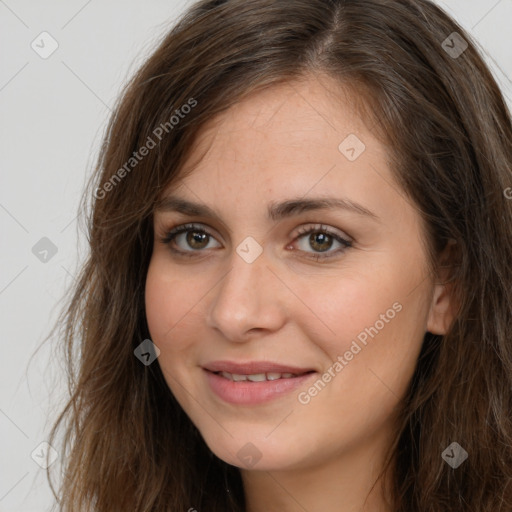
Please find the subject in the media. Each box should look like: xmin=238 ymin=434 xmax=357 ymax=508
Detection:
xmin=204 ymin=360 xmax=315 ymax=381
xmin=203 ymin=360 xmax=315 ymax=374
xmin=217 ymin=371 xmax=300 ymax=382
xmin=202 ymin=360 xmax=317 ymax=405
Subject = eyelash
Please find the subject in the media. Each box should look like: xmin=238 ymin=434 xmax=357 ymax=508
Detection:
xmin=159 ymin=222 xmax=352 ymax=261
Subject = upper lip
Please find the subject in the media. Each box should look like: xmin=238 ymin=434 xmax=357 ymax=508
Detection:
xmin=202 ymin=361 xmax=316 ymax=375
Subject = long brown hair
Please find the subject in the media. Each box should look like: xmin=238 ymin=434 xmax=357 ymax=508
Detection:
xmin=45 ymin=0 xmax=512 ymax=510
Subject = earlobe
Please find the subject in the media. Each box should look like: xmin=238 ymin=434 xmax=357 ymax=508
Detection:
xmin=426 ymin=239 xmax=459 ymax=335
xmin=426 ymin=281 xmax=455 ymax=335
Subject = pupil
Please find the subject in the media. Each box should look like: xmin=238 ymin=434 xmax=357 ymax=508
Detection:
xmin=311 ymin=233 xmax=331 ymax=252
xmin=188 ymin=231 xmax=208 ymax=249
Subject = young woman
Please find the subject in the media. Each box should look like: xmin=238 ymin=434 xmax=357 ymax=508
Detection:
xmin=46 ymin=0 xmax=512 ymax=510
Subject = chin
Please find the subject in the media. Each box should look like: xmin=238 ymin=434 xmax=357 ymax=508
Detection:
xmin=199 ymin=429 xmax=310 ymax=471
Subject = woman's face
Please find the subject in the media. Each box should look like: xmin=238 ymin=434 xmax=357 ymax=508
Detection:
xmin=145 ymin=76 xmax=451 ymax=472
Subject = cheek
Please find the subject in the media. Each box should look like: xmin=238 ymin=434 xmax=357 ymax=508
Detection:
xmin=291 ymin=268 xmax=398 ymax=354
xmin=145 ymin=259 xmax=207 ymax=404
xmin=299 ymin=262 xmax=428 ymax=385
xmin=145 ymin=263 xmax=172 ymax=342
xmin=145 ymin=259 xmax=198 ymax=349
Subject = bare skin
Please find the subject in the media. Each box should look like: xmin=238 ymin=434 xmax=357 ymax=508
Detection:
xmin=145 ymin=74 xmax=455 ymax=511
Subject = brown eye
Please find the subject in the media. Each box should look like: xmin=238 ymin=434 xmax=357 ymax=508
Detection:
xmin=184 ymin=230 xmax=209 ymax=250
xmin=161 ymin=223 xmax=221 ymax=254
xmin=292 ymin=224 xmax=352 ymax=260
xmin=307 ymin=232 xmax=334 ymax=252
xmin=161 ymin=222 xmax=352 ymax=261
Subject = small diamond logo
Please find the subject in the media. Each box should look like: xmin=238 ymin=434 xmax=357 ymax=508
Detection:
xmin=441 ymin=441 xmax=468 ymax=468
xmin=31 ymin=441 xmax=58 ymax=469
xmin=236 ymin=236 xmax=263 ymax=264
xmin=441 ymin=32 xmax=468 ymax=59
xmin=32 ymin=237 xmax=58 ymax=263
xmin=237 ymin=442 xmax=262 ymax=468
xmin=134 ymin=339 xmax=160 ymax=366
xmin=338 ymin=134 xmax=366 ymax=161
xmin=31 ymin=31 xmax=59 ymax=59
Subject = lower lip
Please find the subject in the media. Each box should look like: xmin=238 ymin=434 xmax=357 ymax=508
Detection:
xmin=203 ymin=369 xmax=317 ymax=405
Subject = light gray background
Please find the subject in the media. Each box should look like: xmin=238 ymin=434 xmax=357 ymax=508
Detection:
xmin=1 ymin=1 xmax=511 ymax=511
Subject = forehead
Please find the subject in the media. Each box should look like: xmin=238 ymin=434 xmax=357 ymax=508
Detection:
xmin=173 ymin=76 xmax=383 ymax=189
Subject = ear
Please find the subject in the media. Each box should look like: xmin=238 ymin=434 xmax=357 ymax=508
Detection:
xmin=426 ymin=240 xmax=459 ymax=335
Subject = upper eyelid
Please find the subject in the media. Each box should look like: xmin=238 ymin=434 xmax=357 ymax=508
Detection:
xmin=161 ymin=221 xmax=348 ymax=236
xmin=160 ymin=222 xmax=352 ymax=246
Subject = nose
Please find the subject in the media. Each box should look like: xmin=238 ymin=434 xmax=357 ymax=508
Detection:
xmin=205 ymin=244 xmax=288 ymax=342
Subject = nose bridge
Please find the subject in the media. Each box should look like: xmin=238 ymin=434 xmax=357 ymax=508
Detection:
xmin=206 ymin=242 xmax=286 ymax=340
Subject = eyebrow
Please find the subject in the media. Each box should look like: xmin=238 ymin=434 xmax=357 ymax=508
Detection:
xmin=155 ymin=195 xmax=380 ymax=223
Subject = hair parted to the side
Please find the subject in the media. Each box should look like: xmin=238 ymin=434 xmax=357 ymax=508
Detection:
xmin=44 ymin=0 xmax=512 ymax=510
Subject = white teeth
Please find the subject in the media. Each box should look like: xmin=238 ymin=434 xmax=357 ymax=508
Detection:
xmin=218 ymin=371 xmax=300 ymax=381
xmin=247 ymin=373 xmax=266 ymax=382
